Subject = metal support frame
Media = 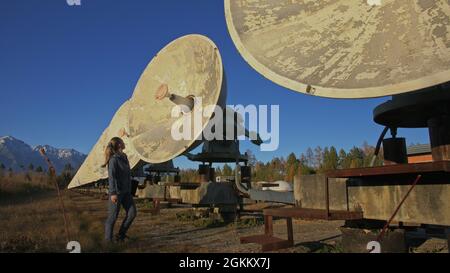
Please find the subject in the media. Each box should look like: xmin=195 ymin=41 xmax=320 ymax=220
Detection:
xmin=240 ymin=208 xmax=362 ymax=252
xmin=376 ymin=175 xmax=422 ymax=242
xmin=241 ymin=214 xmax=294 ymax=252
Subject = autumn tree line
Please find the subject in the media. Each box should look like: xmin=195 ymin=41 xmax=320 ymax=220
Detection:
xmin=1 ymin=142 xmax=385 ymax=184
xmin=180 ymin=142 xmax=383 ymax=183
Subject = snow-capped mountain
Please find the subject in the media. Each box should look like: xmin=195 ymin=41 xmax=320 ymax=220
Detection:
xmin=0 ymin=136 xmax=86 ymax=173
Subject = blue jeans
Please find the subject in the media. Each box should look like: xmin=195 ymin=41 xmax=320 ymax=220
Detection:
xmin=105 ymin=193 xmax=137 ymax=242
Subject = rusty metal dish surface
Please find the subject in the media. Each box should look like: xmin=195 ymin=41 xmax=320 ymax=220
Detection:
xmin=127 ymin=35 xmax=225 ymax=163
xmin=225 ymin=0 xmax=450 ymax=98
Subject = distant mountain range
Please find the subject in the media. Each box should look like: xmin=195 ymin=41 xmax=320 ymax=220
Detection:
xmin=0 ymin=136 xmax=86 ymax=173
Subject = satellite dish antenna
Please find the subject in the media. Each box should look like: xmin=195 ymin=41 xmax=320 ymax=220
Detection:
xmin=127 ymin=34 xmax=226 ymax=163
xmin=69 ymin=35 xmax=259 ymax=189
xmin=68 ymin=101 xmax=141 ymax=189
xmin=225 ymin=0 xmax=450 ymax=98
xmin=67 ymin=33 xmax=292 ymax=205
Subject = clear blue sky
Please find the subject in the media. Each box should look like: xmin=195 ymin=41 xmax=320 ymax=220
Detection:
xmin=0 ymin=0 xmax=429 ymax=168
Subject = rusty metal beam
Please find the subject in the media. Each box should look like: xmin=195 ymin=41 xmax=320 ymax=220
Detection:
xmin=376 ymin=175 xmax=422 ymax=242
xmin=286 ymin=218 xmax=293 ymax=243
xmin=327 ymin=161 xmax=450 ymax=178
xmin=263 ymin=208 xmax=363 ymax=221
xmin=240 ymin=207 xmax=359 ymax=252
xmin=264 ymin=215 xmax=273 ymax=236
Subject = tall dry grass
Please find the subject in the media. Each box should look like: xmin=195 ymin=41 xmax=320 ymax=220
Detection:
xmin=0 ymin=172 xmax=53 ymax=199
xmin=0 ymin=173 xmax=123 ymax=253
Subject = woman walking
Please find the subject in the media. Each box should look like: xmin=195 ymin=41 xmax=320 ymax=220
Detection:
xmin=103 ymin=137 xmax=137 ymax=243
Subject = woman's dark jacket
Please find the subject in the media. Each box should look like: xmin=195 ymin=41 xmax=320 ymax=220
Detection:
xmin=108 ymin=153 xmax=131 ymax=195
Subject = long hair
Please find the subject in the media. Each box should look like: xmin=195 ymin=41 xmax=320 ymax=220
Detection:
xmin=102 ymin=137 xmax=124 ymax=168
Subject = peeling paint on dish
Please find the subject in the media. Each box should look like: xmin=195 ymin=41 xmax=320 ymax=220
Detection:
xmin=225 ymin=0 xmax=450 ymax=98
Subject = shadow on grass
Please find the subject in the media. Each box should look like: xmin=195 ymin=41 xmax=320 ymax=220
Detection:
xmin=0 ymin=183 xmax=55 ymax=206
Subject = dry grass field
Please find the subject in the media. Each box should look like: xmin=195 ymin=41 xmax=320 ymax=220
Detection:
xmin=0 ymin=174 xmax=343 ymax=253
xmin=1 ymin=174 xmax=448 ymax=253
xmin=0 ymin=174 xmax=121 ymax=252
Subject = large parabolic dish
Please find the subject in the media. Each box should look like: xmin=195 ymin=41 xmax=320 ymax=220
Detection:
xmin=127 ymin=34 xmax=226 ymax=163
xmin=225 ymin=0 xmax=450 ymax=99
xmin=68 ymin=101 xmax=141 ymax=189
